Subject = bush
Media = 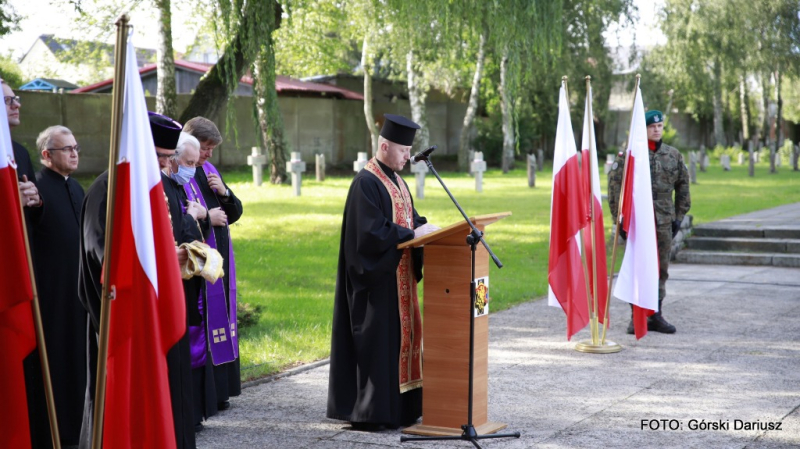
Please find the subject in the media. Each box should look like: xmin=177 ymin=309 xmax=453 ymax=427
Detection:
xmin=709 ymin=144 xmax=740 ymax=161
xmin=661 ymin=122 xmax=678 ymax=146
xmin=779 ymin=139 xmax=795 ymax=164
xmin=237 ymin=302 xmax=264 ymax=328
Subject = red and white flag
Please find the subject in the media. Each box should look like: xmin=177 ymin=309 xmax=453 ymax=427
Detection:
xmin=0 ymin=79 xmax=37 ymax=449
xmin=101 ymin=38 xmax=185 ymax=448
xmin=613 ymin=85 xmax=659 ymax=339
xmin=580 ymin=86 xmax=609 ymax=326
xmin=548 ymin=83 xmax=590 ymax=340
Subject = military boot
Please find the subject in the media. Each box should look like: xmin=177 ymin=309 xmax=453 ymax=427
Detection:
xmin=647 ymin=300 xmax=676 ymax=333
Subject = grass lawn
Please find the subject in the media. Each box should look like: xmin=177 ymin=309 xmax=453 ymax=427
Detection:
xmin=214 ymin=156 xmax=800 ymax=380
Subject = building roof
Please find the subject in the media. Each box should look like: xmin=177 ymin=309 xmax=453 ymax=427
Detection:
xmin=19 ymin=78 xmax=79 ymax=91
xmin=72 ymin=59 xmax=364 ymax=100
xmin=23 ymin=34 xmax=156 ymax=68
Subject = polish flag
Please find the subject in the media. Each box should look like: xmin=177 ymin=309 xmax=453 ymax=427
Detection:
xmin=548 ymin=83 xmax=590 ymax=340
xmin=0 ymin=78 xmax=37 ymax=449
xmin=613 ymin=85 xmax=659 ymax=339
xmin=101 ymin=39 xmax=185 ymax=448
xmin=580 ymin=86 xmax=609 ymax=326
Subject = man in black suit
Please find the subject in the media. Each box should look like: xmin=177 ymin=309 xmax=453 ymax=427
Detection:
xmin=31 ymin=125 xmax=86 ymax=447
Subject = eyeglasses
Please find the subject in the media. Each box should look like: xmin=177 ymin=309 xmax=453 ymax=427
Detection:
xmin=3 ymin=96 xmax=20 ymax=106
xmin=48 ymin=144 xmax=81 ymax=153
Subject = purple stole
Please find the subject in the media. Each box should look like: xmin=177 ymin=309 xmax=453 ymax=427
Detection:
xmin=184 ymin=162 xmax=238 ymax=368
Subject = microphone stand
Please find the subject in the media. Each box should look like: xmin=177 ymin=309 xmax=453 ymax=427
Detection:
xmin=400 ymin=156 xmax=520 ymax=448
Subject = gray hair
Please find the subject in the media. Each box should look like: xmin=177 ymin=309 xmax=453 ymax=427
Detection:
xmin=36 ymin=125 xmax=73 ymax=153
xmin=173 ymin=132 xmax=200 ymax=161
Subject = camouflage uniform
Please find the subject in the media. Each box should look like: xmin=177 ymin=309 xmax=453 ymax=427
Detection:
xmin=608 ymin=141 xmax=691 ymax=310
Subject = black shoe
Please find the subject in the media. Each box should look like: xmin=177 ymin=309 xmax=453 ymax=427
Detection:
xmin=195 ymin=422 xmax=205 ymax=433
xmin=626 ymin=319 xmax=635 ymax=335
xmin=350 ymin=422 xmax=384 ymax=432
xmin=647 ymin=313 xmax=676 ymax=334
xmin=218 ymin=400 xmax=231 ymax=411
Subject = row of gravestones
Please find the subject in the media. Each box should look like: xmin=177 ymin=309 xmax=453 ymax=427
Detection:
xmin=248 ymin=147 xmax=548 ymax=197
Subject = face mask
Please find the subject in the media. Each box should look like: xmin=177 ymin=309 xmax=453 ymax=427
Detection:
xmin=170 ymin=164 xmax=196 ymax=185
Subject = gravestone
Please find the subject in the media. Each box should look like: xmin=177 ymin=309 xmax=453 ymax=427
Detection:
xmin=720 ymin=154 xmax=731 ymax=171
xmin=605 ymin=153 xmax=615 ymax=175
xmin=247 ymin=146 xmax=267 ymax=186
xmin=738 ymin=152 xmax=744 ymax=165
xmin=689 ymin=151 xmax=697 ymax=184
xmin=527 ymin=154 xmax=536 ymax=188
xmin=315 ymin=154 xmax=325 ymax=181
xmin=471 ymin=151 xmax=487 ymax=193
xmin=410 ymin=160 xmax=429 ymax=199
xmin=699 ymin=145 xmax=707 ymax=172
xmin=794 ymin=145 xmax=799 ymax=171
xmin=775 ymin=150 xmax=782 ymax=168
xmin=353 ymin=152 xmax=368 ymax=172
xmin=748 ymin=141 xmax=755 ymax=177
xmin=537 ymin=149 xmax=544 ymax=172
xmin=286 ymin=152 xmax=306 ymax=197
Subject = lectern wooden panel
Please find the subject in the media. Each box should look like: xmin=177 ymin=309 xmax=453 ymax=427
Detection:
xmin=399 ymin=212 xmax=510 ymax=436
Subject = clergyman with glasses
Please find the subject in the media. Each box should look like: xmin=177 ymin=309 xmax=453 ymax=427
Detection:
xmin=31 ymin=125 xmax=87 ymax=447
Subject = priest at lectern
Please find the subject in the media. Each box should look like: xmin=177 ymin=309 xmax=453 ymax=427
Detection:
xmin=327 ymin=114 xmax=439 ymax=431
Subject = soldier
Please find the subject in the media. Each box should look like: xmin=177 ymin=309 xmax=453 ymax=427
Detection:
xmin=608 ymin=110 xmax=691 ymax=334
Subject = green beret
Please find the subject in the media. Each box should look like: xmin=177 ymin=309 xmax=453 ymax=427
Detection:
xmin=645 ymin=110 xmax=663 ymax=126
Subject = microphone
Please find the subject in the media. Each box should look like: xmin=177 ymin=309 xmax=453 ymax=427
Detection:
xmin=412 ymin=145 xmax=437 ymax=162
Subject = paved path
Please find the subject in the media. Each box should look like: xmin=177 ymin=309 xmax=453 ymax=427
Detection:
xmin=198 ymin=208 xmax=800 ymax=448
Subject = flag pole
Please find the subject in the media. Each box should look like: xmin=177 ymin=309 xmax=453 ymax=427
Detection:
xmin=585 ymin=76 xmax=601 ymax=340
xmin=14 ymin=178 xmax=62 ymax=448
xmin=91 ymin=14 xmax=130 ymax=449
xmin=601 ymin=74 xmax=640 ymax=345
xmin=574 ymin=76 xmax=621 ymax=354
xmin=564 ymin=75 xmax=598 ymax=345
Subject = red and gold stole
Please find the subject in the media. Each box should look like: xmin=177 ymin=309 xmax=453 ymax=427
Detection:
xmin=365 ymin=158 xmax=423 ymax=393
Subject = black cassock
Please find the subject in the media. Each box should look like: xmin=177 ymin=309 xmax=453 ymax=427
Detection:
xmin=162 ymin=173 xmax=207 ymax=436
xmin=326 ymin=161 xmax=426 ymax=428
xmin=30 ymin=167 xmax=87 ymax=446
xmin=77 ymin=171 xmax=201 ymax=449
xmin=192 ymin=168 xmax=243 ymax=405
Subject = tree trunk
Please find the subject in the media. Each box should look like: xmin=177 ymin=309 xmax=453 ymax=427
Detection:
xmin=155 ymin=0 xmax=177 ymax=119
xmin=459 ymin=33 xmax=485 ymax=172
xmin=739 ymin=75 xmax=749 ymax=143
xmin=760 ymin=72 xmax=770 ymax=148
xmin=499 ymin=48 xmax=514 ymax=173
xmin=771 ymin=69 xmax=781 ymax=174
xmin=362 ymin=35 xmax=379 ymax=158
xmin=406 ymin=50 xmax=429 ymax=153
xmin=253 ymin=35 xmax=288 ymax=184
xmin=712 ymin=58 xmax=725 ymax=147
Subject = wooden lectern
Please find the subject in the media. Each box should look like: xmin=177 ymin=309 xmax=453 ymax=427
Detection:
xmin=399 ymin=212 xmax=511 ymax=437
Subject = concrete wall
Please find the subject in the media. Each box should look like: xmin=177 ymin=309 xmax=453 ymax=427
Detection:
xmin=11 ymin=89 xmax=467 ymax=176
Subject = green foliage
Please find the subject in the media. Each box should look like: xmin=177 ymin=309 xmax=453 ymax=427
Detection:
xmin=274 ymin=1 xmax=361 ymax=77
xmin=0 ymin=54 xmax=24 ymax=87
xmin=0 ymin=0 xmax=21 ymax=37
xmin=237 ymin=302 xmax=264 ymax=328
xmin=661 ymin=121 xmax=678 ymax=146
xmin=779 ymin=139 xmax=795 ymax=164
xmin=709 ymin=144 xmax=740 ymax=160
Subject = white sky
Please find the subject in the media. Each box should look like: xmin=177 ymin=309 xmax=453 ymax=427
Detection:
xmin=0 ymin=0 xmax=666 ymax=61
xmin=0 ymin=0 xmax=201 ymax=59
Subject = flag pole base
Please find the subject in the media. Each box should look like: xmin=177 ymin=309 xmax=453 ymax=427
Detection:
xmin=574 ymin=339 xmax=622 ymax=354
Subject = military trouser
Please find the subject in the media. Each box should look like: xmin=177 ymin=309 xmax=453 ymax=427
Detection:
xmin=656 ymin=222 xmax=673 ymax=305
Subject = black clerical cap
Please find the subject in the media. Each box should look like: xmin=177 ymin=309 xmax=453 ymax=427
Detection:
xmin=148 ymin=112 xmax=182 ymax=150
xmin=380 ymin=114 xmax=420 ymax=146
